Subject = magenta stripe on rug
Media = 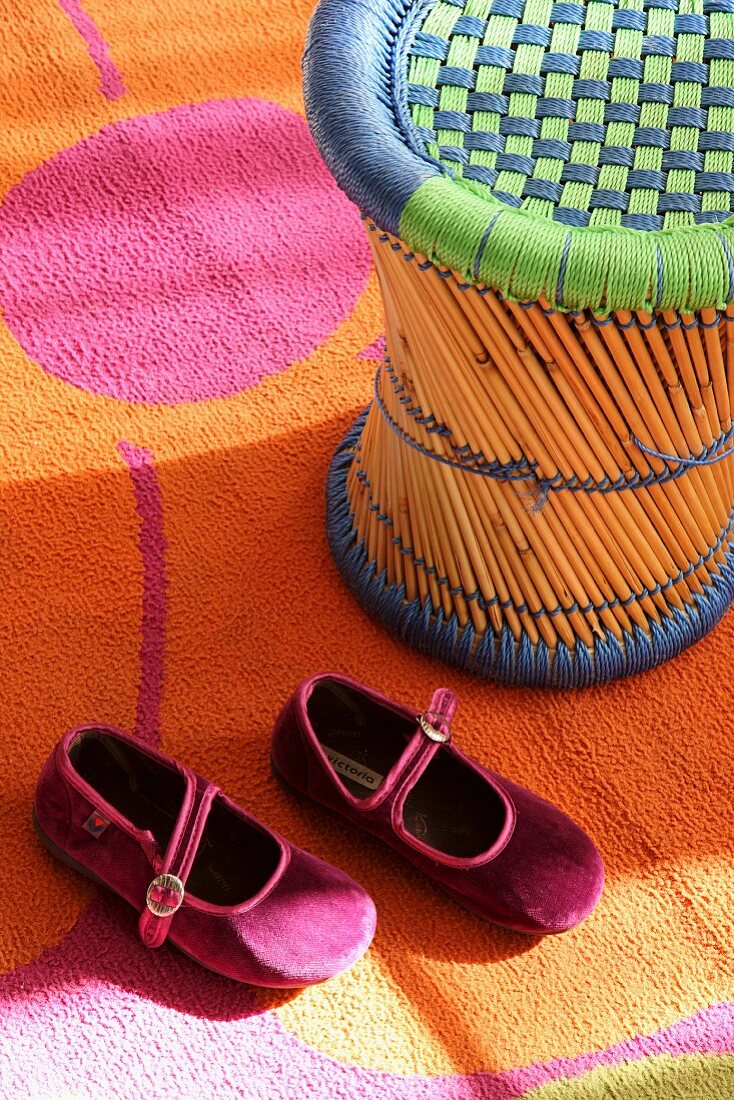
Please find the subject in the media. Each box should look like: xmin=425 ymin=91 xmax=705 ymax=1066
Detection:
xmin=57 ymin=0 xmax=126 ymax=99
xmin=118 ymin=441 xmax=167 ymax=745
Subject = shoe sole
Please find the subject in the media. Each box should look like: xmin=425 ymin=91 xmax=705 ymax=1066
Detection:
xmin=270 ymin=753 xmax=301 ymax=796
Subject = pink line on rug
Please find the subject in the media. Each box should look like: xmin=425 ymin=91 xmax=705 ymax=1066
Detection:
xmin=496 ymin=1003 xmax=734 ymax=1096
xmin=358 ymin=335 xmax=386 ymax=360
xmin=117 ymin=442 xmax=166 ymax=745
xmin=57 ymin=0 xmax=126 ymax=99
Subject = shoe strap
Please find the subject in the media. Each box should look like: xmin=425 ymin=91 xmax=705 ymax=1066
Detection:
xmin=417 ymin=688 xmax=457 ymax=744
xmin=372 ymin=688 xmax=457 ymax=802
xmin=390 ymin=687 xmax=512 ymax=866
xmin=138 ymin=780 xmax=220 ymax=949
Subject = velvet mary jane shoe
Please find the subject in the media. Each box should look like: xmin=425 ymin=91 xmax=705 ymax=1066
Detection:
xmin=34 ymin=725 xmax=376 ymax=986
xmin=271 ymin=674 xmax=604 ymax=934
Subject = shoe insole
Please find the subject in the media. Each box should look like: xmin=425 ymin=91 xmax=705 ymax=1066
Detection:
xmin=70 ymin=733 xmax=183 ymax=850
xmin=71 ymin=733 xmax=280 ymax=906
xmin=307 ymin=682 xmax=508 ymax=857
xmin=402 ymin=751 xmax=507 ymax=858
xmin=308 ymin=680 xmax=416 ymax=799
xmin=187 ymin=796 xmax=281 ymax=906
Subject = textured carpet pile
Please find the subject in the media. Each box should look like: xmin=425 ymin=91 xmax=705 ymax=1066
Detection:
xmin=1 ymin=2 xmax=734 ymax=1097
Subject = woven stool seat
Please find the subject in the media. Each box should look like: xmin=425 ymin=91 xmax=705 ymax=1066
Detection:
xmin=305 ymin=0 xmax=734 ymax=686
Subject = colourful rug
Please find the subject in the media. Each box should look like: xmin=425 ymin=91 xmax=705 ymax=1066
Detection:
xmin=1 ymin=2 xmax=734 ymax=1097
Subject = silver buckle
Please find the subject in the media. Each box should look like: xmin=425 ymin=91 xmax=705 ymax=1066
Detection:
xmin=418 ymin=712 xmax=451 ymax=743
xmin=146 ymin=873 xmax=184 ymax=917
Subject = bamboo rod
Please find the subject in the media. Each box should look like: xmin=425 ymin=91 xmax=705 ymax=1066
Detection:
xmin=341 ymin=231 xmax=734 ymax=666
xmin=570 ymin=313 xmax=720 ymax=555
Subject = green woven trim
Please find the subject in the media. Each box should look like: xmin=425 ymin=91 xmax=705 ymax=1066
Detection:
xmin=400 ymin=175 xmax=734 ymax=311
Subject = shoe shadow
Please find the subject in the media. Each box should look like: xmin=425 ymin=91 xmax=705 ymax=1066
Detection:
xmin=0 ymin=415 xmax=533 ymax=1052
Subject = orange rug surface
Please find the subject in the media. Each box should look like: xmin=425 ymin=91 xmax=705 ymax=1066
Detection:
xmin=1 ymin=1 xmax=734 ymax=1097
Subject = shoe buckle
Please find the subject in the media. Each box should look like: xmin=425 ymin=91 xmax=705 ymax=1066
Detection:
xmin=418 ymin=711 xmax=451 ymax=743
xmin=146 ymin=873 xmax=185 ymax=917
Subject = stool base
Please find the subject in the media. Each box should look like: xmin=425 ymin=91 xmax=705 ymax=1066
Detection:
xmin=328 ymin=409 xmax=734 ymax=687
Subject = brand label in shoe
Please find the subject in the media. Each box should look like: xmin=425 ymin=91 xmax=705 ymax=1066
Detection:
xmin=83 ymin=811 xmax=110 ymax=838
xmin=322 ymin=746 xmax=384 ymax=791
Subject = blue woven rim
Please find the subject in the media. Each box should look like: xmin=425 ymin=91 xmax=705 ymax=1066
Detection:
xmin=303 ymin=0 xmax=439 ymax=235
xmin=327 ymin=409 xmax=734 ymax=687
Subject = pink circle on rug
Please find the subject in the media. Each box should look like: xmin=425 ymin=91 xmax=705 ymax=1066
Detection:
xmin=0 ymin=99 xmax=370 ymax=404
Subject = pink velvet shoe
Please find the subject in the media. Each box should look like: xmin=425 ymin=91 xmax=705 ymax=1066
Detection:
xmin=34 ymin=725 xmax=376 ymax=986
xmin=271 ymin=674 xmax=604 ymax=934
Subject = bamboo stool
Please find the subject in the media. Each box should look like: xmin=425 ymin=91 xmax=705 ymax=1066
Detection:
xmin=305 ymin=0 xmax=734 ymax=686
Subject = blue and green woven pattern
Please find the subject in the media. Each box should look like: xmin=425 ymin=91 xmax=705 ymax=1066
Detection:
xmin=305 ymin=0 xmax=734 ymax=310
xmin=407 ymin=0 xmax=734 ymax=230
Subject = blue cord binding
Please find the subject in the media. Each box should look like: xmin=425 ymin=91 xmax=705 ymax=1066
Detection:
xmin=632 ymin=429 xmax=734 ymax=469
xmin=327 ymin=408 xmax=734 ymax=687
xmin=375 ymin=359 xmax=734 ymax=498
